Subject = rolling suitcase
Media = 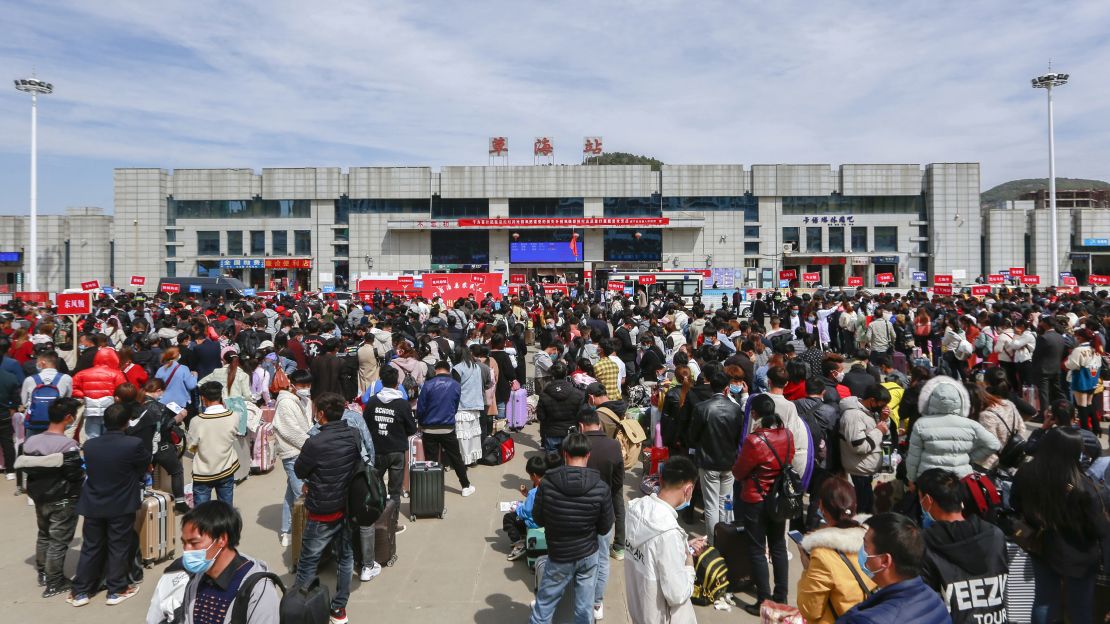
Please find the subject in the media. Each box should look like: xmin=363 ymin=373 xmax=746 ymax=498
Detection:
xmin=251 ymin=422 xmax=276 ymax=473
xmin=291 ymin=497 xmax=306 ymax=567
xmin=408 ymin=461 xmax=446 ymax=521
xmin=892 ymin=350 xmax=908 ymax=374
xmin=1004 ymin=542 xmax=1035 ymax=623
xmin=713 ymin=522 xmax=754 ymax=592
xmin=136 ymin=489 xmax=176 ymax=566
xmin=506 ymin=388 xmax=528 ymax=430
xmin=374 ymin=499 xmax=399 ymax=567
xmin=152 ymin=465 xmax=173 ymax=493
xmin=402 ymin=434 xmax=424 ymax=497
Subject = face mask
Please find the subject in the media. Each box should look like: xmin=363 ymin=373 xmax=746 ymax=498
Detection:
xmin=921 ymin=509 xmax=936 ymax=530
xmin=791 ymin=311 xmax=799 ymax=317
xmin=835 ymin=371 xmax=846 ymax=383
xmin=675 ymin=487 xmax=692 ymax=511
xmin=182 ymin=543 xmax=223 ymax=575
xmin=858 ymin=545 xmax=883 ymax=579
xmin=808 ymin=316 xmax=816 ymax=323
xmin=729 ymin=383 xmax=744 ymax=395
xmin=296 ymin=388 xmax=311 ymax=399
xmin=549 ymin=353 xmax=558 ymax=361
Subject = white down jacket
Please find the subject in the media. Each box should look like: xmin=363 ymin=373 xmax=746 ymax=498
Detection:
xmin=905 ymin=376 xmax=999 ymax=481
xmin=624 ymin=494 xmax=696 ymax=624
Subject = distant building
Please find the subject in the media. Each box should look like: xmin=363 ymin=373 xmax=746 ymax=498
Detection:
xmin=0 ymin=207 xmax=113 ymax=293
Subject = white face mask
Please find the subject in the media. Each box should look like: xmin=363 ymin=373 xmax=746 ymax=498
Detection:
xmin=296 ymin=388 xmax=311 ymax=399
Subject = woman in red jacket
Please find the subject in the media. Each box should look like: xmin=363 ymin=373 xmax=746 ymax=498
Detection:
xmin=732 ymin=393 xmax=796 ymax=615
xmin=118 ymin=348 xmax=149 ymax=389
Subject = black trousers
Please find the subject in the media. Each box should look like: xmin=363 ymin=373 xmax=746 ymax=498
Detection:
xmin=421 ymin=430 xmax=471 ymax=489
xmin=739 ymin=500 xmax=789 ymax=604
xmin=1034 ymin=369 xmax=1064 ymax=415
xmin=73 ymin=513 xmax=135 ymax=595
xmin=503 ymin=512 xmax=527 ymax=543
xmin=851 ymin=473 xmax=875 ymax=514
xmin=152 ymin=444 xmax=185 ymax=501
xmin=376 ymin=451 xmax=405 ymax=503
xmin=0 ymin=412 xmax=16 ymax=474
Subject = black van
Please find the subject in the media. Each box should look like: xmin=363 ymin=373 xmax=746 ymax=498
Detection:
xmin=157 ymin=276 xmax=248 ymax=298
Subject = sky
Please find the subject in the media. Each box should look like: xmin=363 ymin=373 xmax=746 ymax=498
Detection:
xmin=0 ymin=0 xmax=1108 ymax=215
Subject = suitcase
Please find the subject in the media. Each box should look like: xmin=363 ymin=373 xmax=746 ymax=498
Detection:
xmin=135 ymin=489 xmax=176 ymax=566
xmin=374 ymin=499 xmax=399 ymax=567
xmin=1004 ymin=541 xmax=1035 ymax=624
xmin=251 ymin=422 xmax=276 ymax=474
xmin=525 ymin=527 xmax=547 ymax=569
xmin=1021 ymin=385 xmax=1039 ymax=413
xmin=408 ymin=461 xmax=446 ymax=521
xmin=291 ymin=497 xmax=306 ymax=567
xmin=713 ymin=522 xmax=754 ymax=592
xmin=506 ymin=388 xmax=529 ymax=430
xmin=402 ymin=434 xmax=424 ymax=497
xmin=478 ymin=431 xmax=515 ymax=466
xmin=892 ymin=351 xmax=908 ymax=374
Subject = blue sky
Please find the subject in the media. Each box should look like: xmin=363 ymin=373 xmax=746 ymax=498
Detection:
xmin=1 ymin=0 xmax=1108 ymax=215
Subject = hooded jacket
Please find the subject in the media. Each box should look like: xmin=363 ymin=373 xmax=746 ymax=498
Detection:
xmin=532 ymin=465 xmax=614 ymax=563
xmin=687 ymin=393 xmax=743 ymax=471
xmin=906 ymin=376 xmax=999 ymax=481
xmin=180 ymin=555 xmax=281 ymax=624
xmin=536 ymin=379 xmax=585 ymax=439
xmin=920 ymin=516 xmax=1008 ymax=624
xmin=72 ymin=348 xmax=126 ymax=402
xmin=294 ymin=419 xmax=362 ymax=516
xmin=838 ymin=396 xmax=884 ymax=477
xmin=797 ymin=519 xmax=876 ymax=624
xmin=623 ymin=494 xmax=696 ymax=624
xmin=416 ymin=373 xmax=461 ymax=428
xmin=363 ymin=387 xmax=417 ymax=455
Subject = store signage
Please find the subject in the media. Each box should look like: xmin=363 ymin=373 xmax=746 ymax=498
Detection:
xmin=1089 ymin=274 xmax=1110 ymax=286
xmin=778 ymin=269 xmax=796 ymax=281
xmin=1009 ymin=267 xmax=1025 ymax=277
xmin=1082 ymin=238 xmax=1109 ymax=246
xmin=243 ymin=288 xmax=256 ymax=296
xmin=607 ymin=281 xmax=626 ymax=292
xmin=934 ymin=275 xmax=953 ymax=285
xmin=161 ymin=282 xmax=181 ymax=294
xmin=871 ymin=256 xmax=899 ymax=265
xmin=582 ymin=270 xmax=592 ymax=279
xmin=875 ymin=272 xmax=894 ymax=285
xmin=509 ymin=274 xmax=526 ymax=284
xmin=1020 ymin=275 xmax=1040 ymax=285
xmin=0 ymin=252 xmax=22 ymax=263
xmin=932 ymin=284 xmax=953 ymax=295
xmin=802 ymin=272 xmax=820 ymax=283
xmin=801 ymin=215 xmax=855 ymax=224
xmin=987 ymin=274 xmax=1004 ymax=284
xmin=638 ymin=275 xmax=656 ymax=285
xmin=219 ymin=259 xmax=265 ymax=269
xmin=56 ymin=293 xmax=91 ymax=315
xmin=850 ymin=256 xmax=870 ymax=266
xmin=455 ymin=218 xmax=668 ymax=228
xmin=911 ymin=271 xmax=927 ymax=282
xmin=265 ymin=258 xmax=312 ymax=269
xmin=971 ymin=285 xmax=991 ymax=296
xmin=1061 ymin=276 xmax=1078 ymax=287
xmin=130 ymin=275 xmax=146 ymax=286
xmin=189 ymin=284 xmax=203 ymax=293
xmin=322 ymin=285 xmax=335 ymax=293
xmin=847 ymin=276 xmax=863 ymax=287
xmin=80 ymin=280 xmax=100 ymax=291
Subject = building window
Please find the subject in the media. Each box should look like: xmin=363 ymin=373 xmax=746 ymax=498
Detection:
xmin=662 ymin=195 xmax=758 ymax=221
xmin=227 ymin=231 xmax=243 ymax=256
xmin=430 ymin=197 xmax=489 ymax=219
xmin=806 ymin=227 xmax=822 ymax=253
xmin=197 ymin=231 xmax=220 ymax=256
xmin=508 ymin=198 xmax=584 ymax=218
xmin=744 ymin=225 xmax=760 ymax=238
xmin=272 ymin=230 xmax=288 ymax=256
xmin=431 ymin=230 xmax=488 ymax=270
xmin=874 ymin=226 xmax=898 ymax=252
xmin=829 ymin=227 xmax=845 ymax=253
xmin=744 ymin=258 xmax=759 ymax=269
xmin=781 ymin=194 xmax=924 ymax=215
xmin=783 ymin=227 xmax=800 ymax=251
xmin=166 ymin=245 xmax=176 ymax=258
xmin=250 ymin=231 xmax=265 ymax=255
xmin=165 ymin=229 xmax=176 ymax=243
xmin=334 ymin=197 xmax=430 ymax=224
xmin=168 ymin=198 xmax=311 ymax=220
xmin=603 ymin=196 xmax=661 ymax=217
xmin=295 ymin=230 xmax=311 ymax=256
xmin=165 ymin=262 xmax=176 ymax=278
xmin=744 ymin=241 xmax=760 ymax=255
xmin=333 ymin=228 xmax=349 ymax=242
xmin=334 ymin=244 xmax=349 ymax=258
xmin=604 ymin=230 xmax=662 ymax=262
xmin=851 ymin=227 xmax=868 ymax=252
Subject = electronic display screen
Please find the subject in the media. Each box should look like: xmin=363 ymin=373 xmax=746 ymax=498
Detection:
xmin=509 ymin=231 xmax=584 ymax=263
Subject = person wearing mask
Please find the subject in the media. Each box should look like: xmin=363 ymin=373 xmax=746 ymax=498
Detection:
xmin=838 ymin=385 xmax=892 ymax=514
xmin=1011 ymin=427 xmax=1110 ymax=624
xmin=842 ymin=352 xmax=880 ymax=399
xmin=796 ymin=478 xmax=875 ymax=624
xmin=67 ymin=403 xmax=147 ymax=607
xmin=1025 ymin=399 xmax=1102 ymax=468
xmin=592 ymin=340 xmax=622 ymax=401
xmin=73 ymin=333 xmax=99 ymax=373
xmin=866 ymin=307 xmax=895 ymax=357
xmin=71 ymin=347 xmax=127 ymax=440
xmin=530 ymin=432 xmax=614 ymax=624
xmin=155 ymin=347 xmax=198 ymax=420
xmin=915 ymin=468 xmax=1008 ymax=624
xmin=686 ymin=366 xmax=743 ymax=544
xmin=532 ymin=342 xmax=559 ymax=395
xmin=637 ymin=333 xmax=665 ymax=385
xmin=578 ymin=408 xmax=624 ymax=619
xmin=764 ymin=365 xmax=813 ymax=486
xmin=293 ymin=393 xmax=364 ymax=624
xmin=584 ymin=382 xmax=628 ymax=439
xmin=536 ymin=361 xmax=586 ymax=453
xmin=624 ymin=455 xmax=700 ymax=624
xmin=416 ymin=360 xmax=474 ymax=497
xmin=794 ymin=377 xmax=841 ymax=528
xmin=272 ymin=369 xmax=313 ymax=548
xmin=1030 ymin=316 xmax=1067 ymax=415
xmin=177 ymin=501 xmax=281 ymax=624
xmin=905 ymin=376 xmax=999 ymax=482
xmin=731 ymin=394 xmax=795 ymax=614
xmin=186 ymin=381 xmax=241 ymax=506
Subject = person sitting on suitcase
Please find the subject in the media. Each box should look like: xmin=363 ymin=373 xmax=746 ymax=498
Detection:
xmin=504 ymin=455 xmax=548 ymax=561
xmin=187 ymin=381 xmax=241 ymax=507
xmin=415 ymin=360 xmax=475 ymax=498
xmin=293 ymin=392 xmax=364 ymax=624
xmin=177 ymin=501 xmax=281 ymax=624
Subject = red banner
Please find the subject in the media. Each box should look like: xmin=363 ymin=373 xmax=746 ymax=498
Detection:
xmin=607 ymin=281 xmax=627 ymax=292
xmin=847 ymin=276 xmax=864 ymax=287
xmin=1090 ymin=274 xmax=1110 ymax=286
xmin=1062 ymin=276 xmax=1078 ymax=287
xmin=509 ymin=274 xmax=526 ymax=284
xmin=456 ymin=218 xmax=668 ymax=228
xmin=542 ymin=284 xmax=569 ymax=295
xmin=971 ymin=285 xmax=991 ymax=296
xmin=56 ymin=293 xmax=91 ymax=315
xmin=638 ymin=275 xmax=657 ymax=285
xmin=80 ymin=279 xmax=100 ymax=291
xmin=265 ymin=258 xmax=312 ymax=269
xmin=779 ymin=270 xmax=797 ymax=281
xmin=160 ymin=282 xmax=181 ymax=294
xmin=932 ymin=284 xmax=953 ymax=295
xmin=1020 ymin=275 xmax=1040 ymax=285
xmin=802 ymin=272 xmax=820 ymax=283
xmin=933 ymin=274 xmax=953 ymax=285
xmin=875 ymin=273 xmax=894 ymax=285
xmin=582 ymin=270 xmax=592 ymax=279
xmin=987 ymin=274 xmax=1004 ymax=284
xmin=397 ymin=275 xmax=414 ymax=286
xmin=1009 ymin=267 xmax=1026 ymax=277
xmin=421 ymin=273 xmax=503 ymax=301
xmin=130 ymin=275 xmax=146 ymax=286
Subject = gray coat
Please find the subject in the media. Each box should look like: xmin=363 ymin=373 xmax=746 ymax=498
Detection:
xmin=181 ymin=555 xmax=280 ymax=624
xmin=905 ymin=376 xmax=999 ymax=481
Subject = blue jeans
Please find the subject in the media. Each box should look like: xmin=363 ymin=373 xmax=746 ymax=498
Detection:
xmin=192 ymin=476 xmax=234 ymax=507
xmin=530 ymin=551 xmax=598 ymax=624
xmin=542 ymin=436 xmax=564 ymax=453
xmin=83 ymin=417 xmax=104 ymax=440
xmin=496 ymin=402 xmax=507 ymax=421
xmin=1031 ymin=557 xmax=1095 ymax=624
xmin=281 ymin=457 xmax=305 ymax=534
xmin=594 ymin=528 xmax=612 ymax=605
xmin=295 ymin=518 xmax=354 ymax=610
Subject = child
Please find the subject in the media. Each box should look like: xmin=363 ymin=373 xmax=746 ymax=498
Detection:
xmin=504 ymin=455 xmax=548 ymax=561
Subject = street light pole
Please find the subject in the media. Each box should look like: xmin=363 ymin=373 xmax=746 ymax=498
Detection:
xmin=1032 ymin=70 xmax=1068 ymax=287
xmin=14 ymin=77 xmax=53 ymax=293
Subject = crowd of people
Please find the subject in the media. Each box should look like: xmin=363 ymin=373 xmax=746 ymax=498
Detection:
xmin=1 ymin=280 xmax=1109 ymax=623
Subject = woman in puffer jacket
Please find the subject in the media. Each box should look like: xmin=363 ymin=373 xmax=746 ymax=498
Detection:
xmin=72 ymin=348 xmax=127 ymax=440
xmin=905 ymin=375 xmax=999 ymax=482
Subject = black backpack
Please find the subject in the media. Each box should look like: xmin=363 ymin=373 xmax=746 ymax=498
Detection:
xmin=754 ymin=431 xmax=804 ymax=522
xmin=348 ymin=461 xmax=388 ymax=526
xmin=229 ymin=571 xmax=286 ymax=624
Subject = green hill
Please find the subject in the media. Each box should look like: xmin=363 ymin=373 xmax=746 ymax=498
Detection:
xmin=981 ymin=177 xmax=1110 ymax=204
xmin=589 ymin=152 xmax=664 ymax=171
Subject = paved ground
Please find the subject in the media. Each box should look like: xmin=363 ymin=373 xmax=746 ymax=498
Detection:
xmin=0 ymin=414 xmax=805 ymax=623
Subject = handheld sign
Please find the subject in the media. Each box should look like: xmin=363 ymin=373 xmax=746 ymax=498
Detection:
xmin=847 ymin=276 xmax=863 ymax=287
xmin=987 ymin=274 xmax=1004 ymax=284
xmin=971 ymin=285 xmax=990 ymax=296
xmin=875 ymin=273 xmax=894 ymax=285
xmin=638 ymin=275 xmax=656 ymax=285
xmin=779 ymin=269 xmax=797 ymax=281
xmin=1020 ymin=275 xmax=1040 ymax=285
xmin=933 ymin=275 xmax=953 ymax=285
xmin=56 ymin=293 xmax=91 ymax=315
xmin=161 ymin=282 xmax=181 ymax=294
xmin=80 ymin=279 xmax=100 ymax=291
xmin=932 ymin=284 xmax=953 ymax=296
xmin=189 ymin=284 xmax=203 ymax=294
xmin=130 ymin=276 xmax=146 ymax=287
xmin=802 ymin=272 xmax=820 ymax=283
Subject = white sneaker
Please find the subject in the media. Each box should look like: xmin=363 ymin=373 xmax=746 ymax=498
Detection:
xmin=279 ymin=533 xmax=291 ymax=548
xmin=359 ymin=562 xmax=382 ymax=582
xmin=593 ymin=603 xmax=605 ymax=620
xmin=5 ymin=472 xmax=15 ymax=481
xmin=461 ymin=485 xmax=476 ymax=497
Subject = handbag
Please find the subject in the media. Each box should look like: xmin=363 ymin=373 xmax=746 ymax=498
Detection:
xmin=1010 ymin=515 xmax=1044 ymax=555
xmin=995 ymin=411 xmax=1027 ymax=469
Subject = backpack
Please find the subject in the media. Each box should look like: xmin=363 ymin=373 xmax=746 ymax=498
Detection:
xmin=689 ymin=546 xmax=730 ymax=606
xmin=279 ymin=576 xmax=331 ymax=624
xmin=229 ymin=571 xmax=286 ymax=624
xmin=597 ymin=407 xmax=647 ymax=470
xmin=995 ymin=411 xmax=1027 ymax=470
xmin=973 ymin=331 xmax=995 ymax=359
xmin=399 ymin=366 xmax=420 ymax=401
xmin=26 ymin=373 xmax=61 ymax=435
xmin=754 ymin=431 xmax=804 ymax=522
xmin=961 ymin=472 xmax=1004 ymax=525
xmin=348 ymin=461 xmax=388 ymax=526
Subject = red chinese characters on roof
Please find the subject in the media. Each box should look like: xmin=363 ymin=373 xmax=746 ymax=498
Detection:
xmin=534 ymin=137 xmax=553 ymax=157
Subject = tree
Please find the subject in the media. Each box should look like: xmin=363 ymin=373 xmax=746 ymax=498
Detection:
xmin=588 ymin=152 xmax=664 ymax=171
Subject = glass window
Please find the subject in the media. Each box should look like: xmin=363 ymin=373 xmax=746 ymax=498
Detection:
xmin=333 ymin=228 xmax=349 ymax=242
xmin=603 ymin=196 xmax=661 ymax=217
xmin=431 ymin=230 xmax=489 ymax=270
xmin=783 ymin=227 xmax=800 ymax=251
xmin=168 ymin=198 xmax=311 ymax=220
xmin=874 ymin=226 xmax=898 ymax=252
xmin=508 ymin=198 xmax=584 ymax=217
xmin=744 ymin=225 xmax=760 ymax=238
xmin=250 ymin=231 xmax=265 ymax=255
xmin=272 ymin=230 xmax=288 ymax=256
xmin=334 ymin=244 xmax=349 ymax=258
xmin=165 ymin=229 xmax=176 ymax=243
xmin=334 ymin=198 xmax=429 ymax=224
xmin=295 ymin=230 xmax=311 ymax=255
xmin=806 ymin=227 xmax=822 ymax=253
xmin=604 ymin=230 xmax=662 ymax=262
xmin=744 ymin=241 xmax=760 ymax=255
xmin=227 ymin=231 xmax=243 ymax=256
xmin=430 ymin=197 xmax=489 ymax=219
xmin=662 ymin=195 xmax=759 ymax=221
xmin=828 ymin=227 xmax=845 ymax=253
xmin=166 ymin=245 xmax=176 ymax=258
xmin=781 ymin=195 xmax=924 ymax=215
xmin=851 ymin=227 xmax=868 ymax=252
xmin=197 ymin=231 xmax=220 ymax=256
xmin=165 ymin=262 xmax=176 ymax=278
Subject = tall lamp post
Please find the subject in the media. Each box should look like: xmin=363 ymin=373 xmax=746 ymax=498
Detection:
xmin=1031 ymin=70 xmax=1068 ymax=287
xmin=13 ymin=77 xmax=53 ymax=293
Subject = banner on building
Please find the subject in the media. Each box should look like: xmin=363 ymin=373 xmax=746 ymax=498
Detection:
xmin=582 ymin=137 xmax=602 ymax=156
xmin=455 ymin=217 xmax=668 ymax=228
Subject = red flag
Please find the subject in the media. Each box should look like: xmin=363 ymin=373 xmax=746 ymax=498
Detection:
xmin=569 ymin=232 xmax=579 ymax=259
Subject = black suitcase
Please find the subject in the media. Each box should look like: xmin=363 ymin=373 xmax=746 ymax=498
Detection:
xmin=409 ymin=462 xmax=446 ymax=520
xmin=374 ymin=500 xmax=399 ymax=566
xmin=713 ymin=522 xmax=754 ymax=592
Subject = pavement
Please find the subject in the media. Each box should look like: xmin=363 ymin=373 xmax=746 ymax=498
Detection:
xmin=0 ymin=413 xmax=805 ymax=623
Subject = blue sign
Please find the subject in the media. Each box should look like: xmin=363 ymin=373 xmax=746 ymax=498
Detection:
xmin=779 ymin=279 xmax=790 ymax=288
xmin=189 ymin=284 xmax=203 ymax=293
xmin=1059 ymin=272 xmax=1072 ymax=278
xmin=871 ymin=256 xmax=899 ymax=265
xmin=1083 ymin=238 xmax=1109 ymax=246
xmin=999 ymin=269 xmax=1010 ymax=276
xmin=623 ymin=287 xmax=634 ymax=295
xmin=321 ymin=285 xmax=335 ymax=293
xmin=243 ymin=288 xmax=256 ymax=296
xmin=414 ymin=280 xmax=424 ymax=288
xmin=499 ymin=286 xmax=509 ymax=295
xmin=0 ymin=252 xmax=22 ymax=263
xmin=911 ymin=271 xmax=927 ymax=282
xmin=219 ymin=258 xmax=264 ymax=269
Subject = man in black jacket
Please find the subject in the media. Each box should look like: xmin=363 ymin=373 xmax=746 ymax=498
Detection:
xmin=489 ymin=333 xmax=518 ymax=422
xmin=686 ymin=366 xmax=743 ymax=544
xmin=531 ymin=432 xmax=614 ymax=624
xmin=363 ymin=365 xmax=417 ymax=503
xmin=535 ymin=361 xmax=584 ymax=453
xmin=636 ymin=333 xmax=665 ymax=384
xmin=579 ymin=409 xmax=625 ymax=617
xmin=1031 ymin=317 xmax=1067 ymax=416
xmin=69 ymin=402 xmax=148 ymax=607
xmin=843 ymin=351 xmax=880 ymax=398
xmin=294 ymin=392 xmax=364 ymax=623
xmin=614 ymin=317 xmax=638 ymax=383
xmin=916 ymin=469 xmax=1008 ymax=624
